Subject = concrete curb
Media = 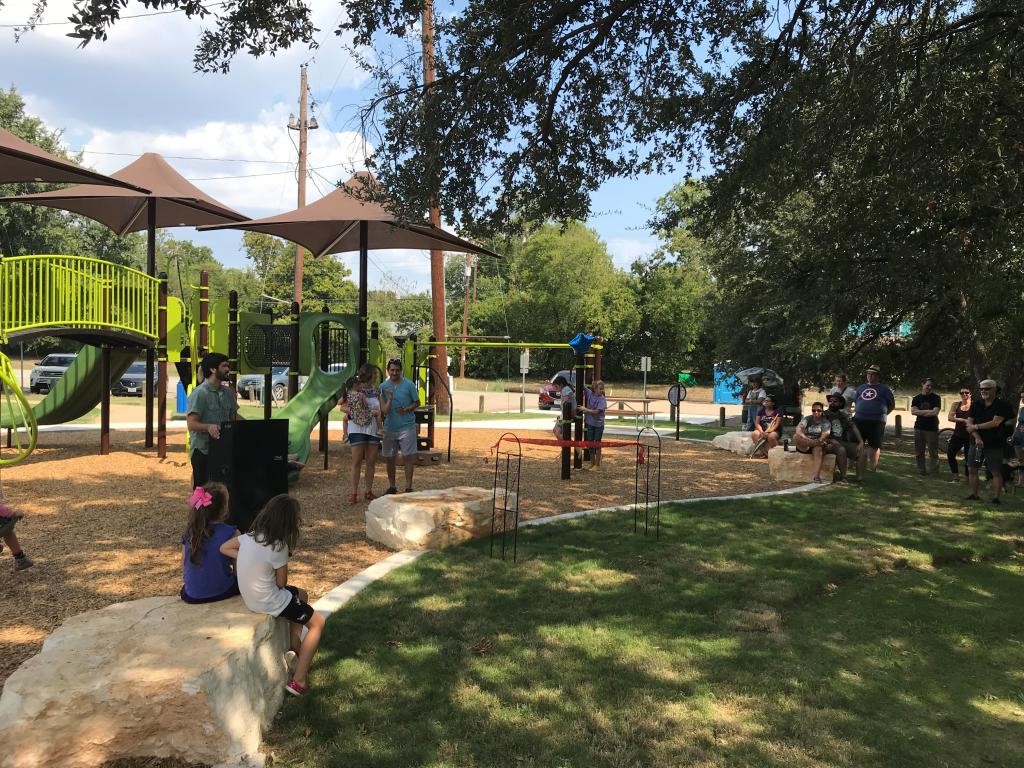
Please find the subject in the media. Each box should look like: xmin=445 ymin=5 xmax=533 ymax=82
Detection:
xmin=312 ymin=549 xmax=426 ymax=620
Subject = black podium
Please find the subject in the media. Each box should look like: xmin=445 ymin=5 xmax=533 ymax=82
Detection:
xmin=207 ymin=419 xmax=289 ymax=532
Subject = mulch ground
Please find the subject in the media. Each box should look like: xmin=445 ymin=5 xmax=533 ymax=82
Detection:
xmin=0 ymin=426 xmax=787 ymax=687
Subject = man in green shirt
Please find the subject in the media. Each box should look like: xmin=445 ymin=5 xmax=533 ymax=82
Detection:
xmin=186 ymin=353 xmax=241 ymax=488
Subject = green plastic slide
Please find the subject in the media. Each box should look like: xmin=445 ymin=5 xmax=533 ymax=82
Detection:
xmin=276 ymin=360 xmax=350 ymax=469
xmin=1 ymin=346 xmax=136 ymax=427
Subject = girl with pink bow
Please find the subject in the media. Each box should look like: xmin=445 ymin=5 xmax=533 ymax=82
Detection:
xmin=180 ymin=483 xmax=240 ymax=603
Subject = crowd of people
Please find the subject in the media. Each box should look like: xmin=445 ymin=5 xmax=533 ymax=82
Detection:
xmin=748 ymin=365 xmax=1024 ymax=501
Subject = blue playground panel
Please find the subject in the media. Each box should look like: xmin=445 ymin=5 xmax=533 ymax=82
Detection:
xmin=713 ymin=366 xmax=742 ymax=405
xmin=176 ymin=381 xmax=187 ymax=414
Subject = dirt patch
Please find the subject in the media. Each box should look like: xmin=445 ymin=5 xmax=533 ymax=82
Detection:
xmin=0 ymin=427 xmax=787 ymax=685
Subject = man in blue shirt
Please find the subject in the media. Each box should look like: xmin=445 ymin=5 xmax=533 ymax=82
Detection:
xmin=380 ymin=358 xmax=421 ymax=494
xmin=853 ymin=364 xmax=896 ymax=478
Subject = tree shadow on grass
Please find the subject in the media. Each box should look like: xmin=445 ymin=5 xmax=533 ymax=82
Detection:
xmin=266 ymin=482 xmax=1024 ymax=767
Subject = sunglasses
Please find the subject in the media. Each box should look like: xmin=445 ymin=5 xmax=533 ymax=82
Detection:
xmin=960 ymin=390 xmax=971 ymax=395
xmin=387 ymin=358 xmax=402 ymax=367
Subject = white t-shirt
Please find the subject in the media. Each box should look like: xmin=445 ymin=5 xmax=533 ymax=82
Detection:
xmin=236 ymin=533 xmax=292 ymax=616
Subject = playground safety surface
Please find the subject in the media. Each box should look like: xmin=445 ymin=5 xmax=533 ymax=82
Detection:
xmin=0 ymin=427 xmax=787 ymax=687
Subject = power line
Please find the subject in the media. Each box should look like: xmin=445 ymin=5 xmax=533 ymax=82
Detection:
xmin=0 ymin=2 xmax=227 ymax=28
xmin=78 ymin=150 xmax=299 ymax=165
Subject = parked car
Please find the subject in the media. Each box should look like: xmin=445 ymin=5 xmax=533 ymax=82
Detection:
xmin=237 ymin=367 xmax=290 ymax=402
xmin=29 ymin=353 xmax=77 ymax=394
xmin=538 ymin=369 xmax=577 ymax=410
xmin=110 ymin=361 xmax=158 ymax=397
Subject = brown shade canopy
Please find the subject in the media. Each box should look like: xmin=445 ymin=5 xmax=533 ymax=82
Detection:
xmin=199 ymin=171 xmax=500 ymax=259
xmin=0 ymin=152 xmax=245 ymax=235
xmin=0 ymin=127 xmax=148 ymax=190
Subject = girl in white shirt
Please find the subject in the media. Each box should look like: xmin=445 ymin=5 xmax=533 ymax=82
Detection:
xmin=220 ymin=494 xmax=325 ymax=697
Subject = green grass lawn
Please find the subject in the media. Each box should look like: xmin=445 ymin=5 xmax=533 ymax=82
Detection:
xmin=266 ymin=455 xmax=1024 ymax=767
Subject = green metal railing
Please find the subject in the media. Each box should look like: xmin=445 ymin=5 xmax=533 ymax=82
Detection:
xmin=0 ymin=255 xmax=159 ymax=342
xmin=0 ymin=350 xmax=36 ymax=466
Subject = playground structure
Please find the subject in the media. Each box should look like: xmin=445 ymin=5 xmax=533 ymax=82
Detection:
xmin=0 ymin=255 xmax=365 ymax=470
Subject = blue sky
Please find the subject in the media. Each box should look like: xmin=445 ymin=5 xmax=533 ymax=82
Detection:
xmin=0 ymin=0 xmax=668 ymax=292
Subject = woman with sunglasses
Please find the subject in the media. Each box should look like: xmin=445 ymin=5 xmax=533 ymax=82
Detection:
xmin=946 ymin=387 xmax=972 ymax=482
xmin=750 ymin=395 xmax=783 ymax=457
xmin=794 ymin=402 xmax=832 ymax=483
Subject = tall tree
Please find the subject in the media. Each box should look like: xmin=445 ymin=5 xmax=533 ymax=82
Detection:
xmin=453 ymin=222 xmax=638 ymax=378
xmin=241 ymin=231 xmax=357 ymax=315
xmin=625 ymin=181 xmax=715 ymax=381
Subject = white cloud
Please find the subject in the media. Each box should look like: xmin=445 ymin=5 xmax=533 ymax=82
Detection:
xmin=605 ymin=237 xmax=656 ymax=270
xmin=80 ymin=101 xmax=372 ymax=216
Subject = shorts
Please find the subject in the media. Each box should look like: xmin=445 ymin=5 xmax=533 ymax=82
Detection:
xmin=586 ymin=425 xmax=605 ymax=443
xmin=382 ymin=427 xmax=418 ymax=458
xmin=348 ymin=431 xmax=381 ymax=446
xmin=853 ymin=419 xmax=885 ymax=450
xmin=1011 ymin=431 xmax=1024 ymax=448
xmin=967 ymin=443 xmax=1005 ymax=473
xmin=276 ymin=585 xmax=315 ymax=625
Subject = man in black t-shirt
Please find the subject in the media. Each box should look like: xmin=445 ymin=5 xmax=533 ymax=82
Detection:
xmin=910 ymin=378 xmax=942 ymax=475
xmin=965 ymin=378 xmax=1015 ymax=505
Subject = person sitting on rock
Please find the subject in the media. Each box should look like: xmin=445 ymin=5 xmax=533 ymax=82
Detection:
xmin=824 ymin=394 xmax=865 ymax=482
xmin=794 ymin=402 xmax=832 ymax=483
xmin=750 ymin=395 xmax=784 ymax=457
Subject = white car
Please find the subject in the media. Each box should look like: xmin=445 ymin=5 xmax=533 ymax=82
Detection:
xmin=29 ymin=353 xmax=77 ymax=394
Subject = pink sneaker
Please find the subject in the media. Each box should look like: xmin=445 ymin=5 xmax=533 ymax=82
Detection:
xmin=285 ymin=679 xmax=308 ymax=697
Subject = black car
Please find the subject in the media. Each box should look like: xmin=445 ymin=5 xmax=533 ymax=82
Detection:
xmin=111 ymin=361 xmax=158 ymax=397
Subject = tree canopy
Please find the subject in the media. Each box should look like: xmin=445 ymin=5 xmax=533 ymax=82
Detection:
xmin=13 ymin=0 xmax=1023 ymax=386
xmin=240 ymin=231 xmax=358 ymax=315
xmin=39 ymin=2 xmax=1022 ymax=232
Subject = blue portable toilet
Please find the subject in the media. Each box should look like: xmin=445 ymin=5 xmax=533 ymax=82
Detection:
xmin=175 ymin=381 xmax=188 ymax=416
xmin=713 ymin=365 xmax=742 ymax=405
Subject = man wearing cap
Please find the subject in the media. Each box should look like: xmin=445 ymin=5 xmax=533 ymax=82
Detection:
xmin=910 ymin=378 xmax=942 ymax=475
xmin=965 ymin=379 xmax=1014 ymax=505
xmin=853 ymin=365 xmax=896 ymax=476
xmin=824 ymin=394 xmax=865 ymax=482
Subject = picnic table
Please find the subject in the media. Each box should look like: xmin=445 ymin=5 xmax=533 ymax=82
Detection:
xmin=607 ymin=397 xmax=662 ymax=427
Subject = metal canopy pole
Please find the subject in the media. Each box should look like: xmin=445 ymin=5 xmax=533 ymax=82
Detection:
xmin=358 ymin=220 xmax=368 ymax=365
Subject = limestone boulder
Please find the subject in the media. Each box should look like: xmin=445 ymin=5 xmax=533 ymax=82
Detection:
xmin=0 ymin=596 xmax=290 ymax=768
xmin=766 ymin=446 xmax=836 ymax=483
xmin=711 ymin=430 xmax=757 ymax=456
xmin=366 ymin=486 xmax=516 ymax=550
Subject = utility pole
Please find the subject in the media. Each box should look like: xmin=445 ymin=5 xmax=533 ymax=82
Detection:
xmin=459 ymin=256 xmax=473 ymax=378
xmin=288 ymin=64 xmax=317 ymax=306
xmin=423 ymin=0 xmax=449 ymax=413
